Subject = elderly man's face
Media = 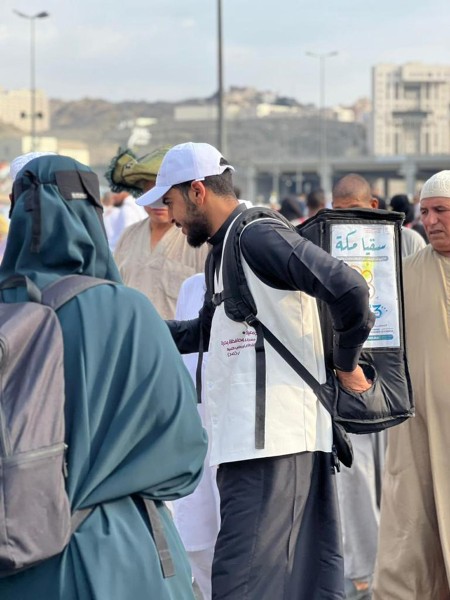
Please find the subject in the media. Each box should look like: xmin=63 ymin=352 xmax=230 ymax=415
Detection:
xmin=420 ymin=197 xmax=450 ymax=256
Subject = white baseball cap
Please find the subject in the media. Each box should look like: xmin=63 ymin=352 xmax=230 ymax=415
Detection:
xmin=136 ymin=142 xmax=234 ymax=206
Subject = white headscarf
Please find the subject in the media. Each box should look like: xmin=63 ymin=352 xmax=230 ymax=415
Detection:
xmin=10 ymin=152 xmax=57 ymax=182
xmin=420 ymin=170 xmax=450 ymax=201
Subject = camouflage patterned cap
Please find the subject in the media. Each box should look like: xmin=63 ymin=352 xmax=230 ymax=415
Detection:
xmin=105 ymin=146 xmax=171 ymax=198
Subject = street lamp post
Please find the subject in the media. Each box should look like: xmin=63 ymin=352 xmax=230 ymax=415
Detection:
xmin=13 ymin=10 xmax=49 ymax=152
xmin=306 ymin=51 xmax=338 ymax=194
xmin=217 ymin=0 xmax=226 ymax=155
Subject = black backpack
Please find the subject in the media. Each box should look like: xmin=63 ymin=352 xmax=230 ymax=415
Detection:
xmin=210 ymin=206 xmax=414 ymax=467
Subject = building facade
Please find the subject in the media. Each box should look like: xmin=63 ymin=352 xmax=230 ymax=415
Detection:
xmin=0 ymin=137 xmax=90 ymax=167
xmin=372 ymin=63 xmax=450 ymax=156
xmin=0 ymin=87 xmax=50 ymax=133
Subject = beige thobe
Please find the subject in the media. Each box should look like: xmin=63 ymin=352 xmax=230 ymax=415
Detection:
xmin=373 ymin=245 xmax=450 ymax=600
xmin=114 ymin=218 xmax=209 ymax=319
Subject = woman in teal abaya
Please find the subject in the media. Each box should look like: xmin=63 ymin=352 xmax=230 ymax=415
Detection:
xmin=0 ymin=155 xmax=207 ymax=599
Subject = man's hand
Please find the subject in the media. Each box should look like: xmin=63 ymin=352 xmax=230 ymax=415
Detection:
xmin=336 ymin=365 xmax=372 ymax=393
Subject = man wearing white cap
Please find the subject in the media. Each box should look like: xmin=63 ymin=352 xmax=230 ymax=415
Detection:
xmin=373 ymin=170 xmax=450 ymax=600
xmin=140 ymin=142 xmax=375 ymax=599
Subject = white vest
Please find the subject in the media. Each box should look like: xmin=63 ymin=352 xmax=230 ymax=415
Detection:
xmin=205 ymin=219 xmax=332 ymax=465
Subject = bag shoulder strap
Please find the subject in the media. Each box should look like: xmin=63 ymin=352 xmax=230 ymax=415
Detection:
xmin=0 ymin=274 xmax=42 ymax=303
xmin=195 ymin=253 xmax=216 ymax=404
xmin=70 ymin=507 xmax=94 ymax=535
xmin=141 ymin=497 xmax=175 ymax=579
xmin=41 ymin=275 xmax=117 ymax=311
xmin=215 ymin=207 xmax=293 ymax=322
xmin=70 ymin=497 xmax=174 ymax=579
xmin=259 ymin=321 xmax=321 ymax=394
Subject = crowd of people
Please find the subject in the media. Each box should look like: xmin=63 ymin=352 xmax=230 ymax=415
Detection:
xmin=0 ymin=145 xmax=447 ymax=600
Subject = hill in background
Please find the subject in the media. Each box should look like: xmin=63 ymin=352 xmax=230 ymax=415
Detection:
xmin=48 ymin=95 xmax=367 ymax=182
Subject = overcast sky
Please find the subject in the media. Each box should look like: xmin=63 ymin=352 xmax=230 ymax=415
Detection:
xmin=1 ymin=0 xmax=450 ymax=106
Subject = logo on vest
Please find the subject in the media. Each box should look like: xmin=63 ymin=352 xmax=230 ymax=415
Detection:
xmin=221 ymin=329 xmax=257 ymax=357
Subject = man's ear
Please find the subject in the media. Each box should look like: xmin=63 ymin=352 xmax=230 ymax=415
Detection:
xmin=370 ymin=197 xmax=379 ymax=209
xmin=190 ymin=180 xmax=206 ymax=205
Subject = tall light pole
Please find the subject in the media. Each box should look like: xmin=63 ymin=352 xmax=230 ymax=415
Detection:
xmin=14 ymin=10 xmax=49 ymax=152
xmin=306 ymin=51 xmax=338 ymax=194
xmin=217 ymin=0 xmax=226 ymax=155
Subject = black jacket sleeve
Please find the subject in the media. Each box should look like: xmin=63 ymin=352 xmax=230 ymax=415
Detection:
xmin=240 ymin=220 xmax=375 ymax=371
xmin=166 ymin=298 xmax=213 ymax=354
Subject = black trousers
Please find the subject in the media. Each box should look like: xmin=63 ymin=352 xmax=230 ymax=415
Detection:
xmin=212 ymin=452 xmax=344 ymax=600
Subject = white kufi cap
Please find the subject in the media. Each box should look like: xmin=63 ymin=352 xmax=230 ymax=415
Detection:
xmin=10 ymin=152 xmax=57 ymax=182
xmin=420 ymin=170 xmax=450 ymax=201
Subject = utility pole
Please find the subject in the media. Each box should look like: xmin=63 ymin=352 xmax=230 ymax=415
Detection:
xmin=306 ymin=51 xmax=338 ymax=194
xmin=217 ymin=0 xmax=226 ymax=155
xmin=14 ymin=10 xmax=49 ymax=152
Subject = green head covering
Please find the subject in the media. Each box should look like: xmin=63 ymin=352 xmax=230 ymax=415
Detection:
xmin=105 ymin=146 xmax=171 ymax=198
xmin=0 ymin=154 xmax=121 ymax=288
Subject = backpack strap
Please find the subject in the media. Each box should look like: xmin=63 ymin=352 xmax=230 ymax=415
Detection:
xmin=70 ymin=507 xmax=94 ymax=535
xmin=0 ymin=274 xmax=42 ymax=303
xmin=42 ymin=275 xmax=117 ymax=539
xmin=41 ymin=275 xmax=117 ymax=310
xmin=259 ymin=321 xmax=321 ymax=394
xmin=141 ymin=497 xmax=175 ymax=578
xmin=245 ymin=316 xmax=323 ymax=450
xmin=70 ymin=497 xmax=175 ymax=579
xmin=252 ymin=318 xmax=267 ymax=449
xmin=194 ymin=253 xmax=216 ymax=404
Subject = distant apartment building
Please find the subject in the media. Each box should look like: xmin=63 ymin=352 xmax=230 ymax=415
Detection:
xmin=372 ymin=63 xmax=450 ymax=155
xmin=0 ymin=87 xmax=50 ymax=133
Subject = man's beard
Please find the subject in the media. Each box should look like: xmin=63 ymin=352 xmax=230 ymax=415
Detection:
xmin=185 ymin=200 xmax=210 ymax=247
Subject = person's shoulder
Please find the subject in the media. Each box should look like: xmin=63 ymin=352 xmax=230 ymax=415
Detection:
xmin=241 ymin=214 xmax=293 ymax=236
xmin=77 ymin=280 xmax=153 ymax=312
xmin=115 ymin=218 xmax=148 ymax=246
xmin=403 ymin=226 xmax=426 ymax=245
xmin=180 ymin=272 xmax=206 ymax=294
xmin=114 ymin=282 xmax=158 ymax=311
xmin=56 ymin=279 xmax=139 ymax=319
xmin=403 ymin=243 xmax=430 ymax=271
xmin=240 ymin=215 xmax=301 ymax=252
xmin=122 ymin=217 xmax=148 ymax=235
